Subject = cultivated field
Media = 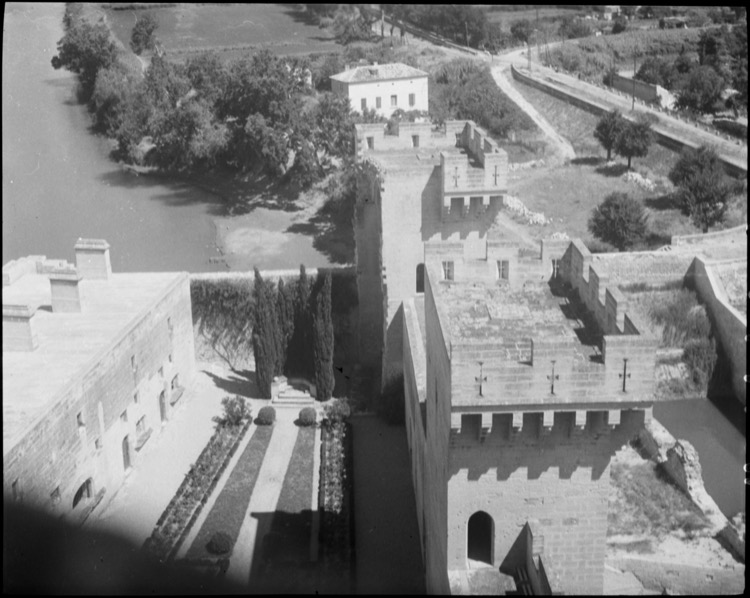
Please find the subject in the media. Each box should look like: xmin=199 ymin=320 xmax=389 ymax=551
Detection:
xmin=104 ymin=4 xmax=341 ymax=59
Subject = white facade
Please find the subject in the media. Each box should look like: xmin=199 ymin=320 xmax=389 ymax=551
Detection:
xmin=331 ymin=63 xmax=429 ymax=118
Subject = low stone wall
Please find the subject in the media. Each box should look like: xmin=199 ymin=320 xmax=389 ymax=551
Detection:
xmin=607 ymin=555 xmax=745 ymax=595
xmin=671 ymin=225 xmax=748 ymax=248
xmin=686 ymin=258 xmax=747 ymax=406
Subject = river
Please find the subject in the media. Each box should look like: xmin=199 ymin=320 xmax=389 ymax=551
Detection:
xmin=2 ymin=2 xmax=332 ymax=273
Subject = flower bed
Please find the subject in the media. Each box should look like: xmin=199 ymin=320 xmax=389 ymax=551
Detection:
xmin=318 ymin=419 xmax=354 ymax=588
xmin=144 ymin=417 xmax=252 ymax=562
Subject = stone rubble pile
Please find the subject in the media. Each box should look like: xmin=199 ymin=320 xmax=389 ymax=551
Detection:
xmin=509 ymin=159 xmax=546 ymax=172
xmin=622 ymin=170 xmax=657 ymax=192
xmin=504 ymin=195 xmax=549 ymax=225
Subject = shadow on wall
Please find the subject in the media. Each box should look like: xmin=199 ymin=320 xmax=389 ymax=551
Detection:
xmin=449 ymin=419 xmax=640 ymax=482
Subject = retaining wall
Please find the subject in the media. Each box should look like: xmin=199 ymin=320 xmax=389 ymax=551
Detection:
xmin=685 ymin=258 xmax=747 ymax=406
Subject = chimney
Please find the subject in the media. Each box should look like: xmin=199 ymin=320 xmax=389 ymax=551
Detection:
xmin=373 ymin=61 xmax=378 ymax=66
xmin=75 ymin=239 xmax=111 ymax=280
xmin=49 ymin=267 xmax=82 ymax=313
xmin=3 ymin=303 xmax=39 ymax=351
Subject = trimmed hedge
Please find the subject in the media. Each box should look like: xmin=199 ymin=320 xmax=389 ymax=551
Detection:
xmin=298 ymin=407 xmax=317 ymax=427
xmin=206 ymin=531 xmax=232 ymax=555
xmin=257 ymin=406 xmax=276 ymax=426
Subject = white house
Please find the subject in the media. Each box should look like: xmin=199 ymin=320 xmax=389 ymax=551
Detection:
xmin=330 ymin=62 xmax=429 ymax=118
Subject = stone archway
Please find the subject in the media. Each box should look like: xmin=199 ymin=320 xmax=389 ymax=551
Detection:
xmin=467 ymin=511 xmax=494 ymax=565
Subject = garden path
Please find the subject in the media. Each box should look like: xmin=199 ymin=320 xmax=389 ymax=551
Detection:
xmin=224 ymin=408 xmax=301 ymax=588
xmin=85 ymin=367 xmax=227 ymax=547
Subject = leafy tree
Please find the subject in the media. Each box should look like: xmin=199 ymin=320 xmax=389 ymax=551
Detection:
xmin=612 ymin=18 xmax=628 ymax=34
xmin=90 ymin=63 xmax=140 ymax=136
xmin=242 ymin=113 xmax=290 ymax=175
xmin=510 ymin=19 xmax=533 ymax=45
xmin=130 ymin=13 xmax=159 ymax=55
xmin=332 ymin=5 xmax=373 ymax=44
xmin=614 ymin=118 xmax=653 ymax=169
xmin=51 ymin=18 xmax=119 ymax=102
xmin=276 ymin=278 xmax=296 ymax=371
xmin=588 ymin=192 xmax=648 ymax=251
xmin=143 ymin=53 xmax=191 ymax=112
xmin=559 ymin=16 xmax=592 ymax=40
xmin=668 ymin=145 xmax=725 ymax=188
xmin=675 ymin=169 xmax=730 ymax=233
xmin=593 ymin=109 xmax=626 ymax=161
xmin=252 ymin=268 xmax=281 ymax=398
xmin=669 ymin=150 xmax=732 ymax=233
xmin=185 ymin=51 xmax=228 ymax=109
xmin=312 ymin=93 xmax=354 ymax=160
xmin=149 ymin=98 xmax=228 ymax=170
xmin=312 ymin=273 xmax=335 ymax=401
xmin=675 ymin=65 xmax=725 ymax=114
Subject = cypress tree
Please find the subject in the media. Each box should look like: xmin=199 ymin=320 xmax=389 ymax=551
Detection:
xmin=252 ymin=268 xmax=278 ymax=398
xmin=276 ymin=277 xmax=296 ymax=373
xmin=313 ymin=273 xmax=335 ymax=401
xmin=295 ymin=265 xmax=313 ymax=379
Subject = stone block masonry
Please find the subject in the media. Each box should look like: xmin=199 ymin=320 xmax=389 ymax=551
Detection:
xmin=3 ymin=242 xmax=196 ymax=527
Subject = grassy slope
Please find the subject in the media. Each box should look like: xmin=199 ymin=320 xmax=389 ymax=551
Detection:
xmin=508 ymin=78 xmax=708 ymax=243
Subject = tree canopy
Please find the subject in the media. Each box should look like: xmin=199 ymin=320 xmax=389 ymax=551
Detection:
xmin=588 ymin=192 xmax=648 ymax=251
xmin=614 ymin=118 xmax=653 ymax=169
xmin=593 ymin=109 xmax=626 ymax=161
xmin=675 ymin=65 xmax=725 ymax=114
xmin=51 ymin=17 xmax=118 ymax=102
xmin=130 ymin=13 xmax=159 ymax=55
xmin=669 ymin=145 xmax=731 ymax=233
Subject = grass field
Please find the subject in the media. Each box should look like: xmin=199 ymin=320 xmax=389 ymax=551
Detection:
xmin=506 ymin=77 xmax=711 ymax=244
xmin=485 ymin=7 xmax=585 ymax=27
xmin=608 ymin=449 xmax=711 ymax=544
xmin=104 ymin=4 xmax=341 ymax=59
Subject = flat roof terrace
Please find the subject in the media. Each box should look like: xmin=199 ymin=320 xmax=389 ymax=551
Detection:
xmin=437 ymin=279 xmax=603 ymax=364
xmin=2 ymin=270 xmax=185 ymax=451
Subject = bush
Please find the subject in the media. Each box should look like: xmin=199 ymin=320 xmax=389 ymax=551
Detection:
xmin=298 ymin=407 xmax=317 ymax=427
xmin=586 ymin=238 xmax=618 ymax=253
xmin=588 ymin=192 xmax=648 ymax=251
xmin=683 ymin=337 xmax=717 ymax=390
xmin=206 ymin=531 xmax=232 ymax=555
xmin=221 ymin=395 xmax=250 ymax=427
xmin=322 ymin=398 xmax=351 ymax=429
xmin=256 ymin=406 xmax=276 ymax=426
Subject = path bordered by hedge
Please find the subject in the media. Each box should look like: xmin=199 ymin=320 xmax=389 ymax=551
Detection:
xmin=251 ymin=425 xmax=317 ymax=592
xmin=185 ymin=425 xmax=273 ymax=560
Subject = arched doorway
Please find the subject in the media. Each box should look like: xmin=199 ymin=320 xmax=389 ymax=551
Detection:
xmin=72 ymin=478 xmax=93 ymax=509
xmin=416 ymin=263 xmax=425 ymax=293
xmin=467 ymin=511 xmax=494 ymax=564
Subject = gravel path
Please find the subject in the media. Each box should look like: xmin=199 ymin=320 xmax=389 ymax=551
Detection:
xmin=225 ymin=408 xmax=300 ymax=588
